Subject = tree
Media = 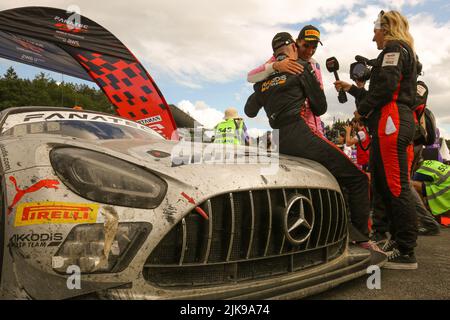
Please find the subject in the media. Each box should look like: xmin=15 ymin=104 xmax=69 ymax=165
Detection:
xmin=3 ymin=67 xmax=18 ymax=80
xmin=0 ymin=67 xmax=113 ymax=113
xmin=0 ymin=67 xmax=23 ymax=109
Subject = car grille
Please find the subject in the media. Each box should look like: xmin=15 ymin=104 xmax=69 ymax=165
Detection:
xmin=144 ymin=188 xmax=347 ymax=288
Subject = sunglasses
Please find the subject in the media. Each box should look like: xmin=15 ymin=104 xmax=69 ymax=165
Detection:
xmin=302 ymin=42 xmax=318 ymax=49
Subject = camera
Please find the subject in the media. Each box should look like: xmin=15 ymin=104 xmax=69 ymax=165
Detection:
xmin=349 ymin=55 xmax=375 ymax=82
xmin=350 ymin=55 xmax=423 ymax=82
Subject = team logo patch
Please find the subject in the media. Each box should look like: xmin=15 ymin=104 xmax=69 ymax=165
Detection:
xmin=417 ymin=85 xmax=427 ymax=97
xmin=261 ymin=75 xmax=287 ymax=92
xmin=14 ymin=202 xmax=99 ymax=226
xmin=382 ymin=52 xmax=400 ymax=67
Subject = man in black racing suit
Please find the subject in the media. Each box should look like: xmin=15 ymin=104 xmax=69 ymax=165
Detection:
xmin=245 ymin=32 xmax=376 ymax=248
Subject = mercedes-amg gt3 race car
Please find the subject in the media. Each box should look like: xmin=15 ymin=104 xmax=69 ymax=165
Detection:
xmin=0 ymin=106 xmax=384 ymax=300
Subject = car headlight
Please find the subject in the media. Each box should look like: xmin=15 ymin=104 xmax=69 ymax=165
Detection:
xmin=52 ymin=222 xmax=152 ymax=274
xmin=50 ymin=148 xmax=167 ymax=209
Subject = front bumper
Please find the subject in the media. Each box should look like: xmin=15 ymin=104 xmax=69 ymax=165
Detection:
xmin=95 ymin=246 xmax=386 ymax=300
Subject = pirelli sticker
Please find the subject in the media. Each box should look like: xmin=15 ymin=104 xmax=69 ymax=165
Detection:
xmin=305 ymin=30 xmax=320 ymax=38
xmin=15 ymin=202 xmax=99 ymax=226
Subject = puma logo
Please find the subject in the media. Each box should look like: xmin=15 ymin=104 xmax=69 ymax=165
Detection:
xmin=7 ymin=176 xmax=60 ymax=215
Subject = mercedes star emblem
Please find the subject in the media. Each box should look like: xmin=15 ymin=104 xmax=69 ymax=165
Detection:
xmin=283 ymin=195 xmax=315 ymax=245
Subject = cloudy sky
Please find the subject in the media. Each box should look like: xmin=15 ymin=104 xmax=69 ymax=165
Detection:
xmin=1 ymin=0 xmax=449 ymax=138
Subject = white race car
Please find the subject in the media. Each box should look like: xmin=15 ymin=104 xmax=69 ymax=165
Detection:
xmin=0 ymin=106 xmax=384 ymax=299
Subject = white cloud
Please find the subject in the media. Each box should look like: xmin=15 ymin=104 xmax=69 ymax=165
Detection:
xmin=176 ymin=100 xmax=223 ymax=129
xmin=233 ymin=82 xmax=254 ymax=104
xmin=320 ymin=22 xmax=341 ymax=33
xmin=1 ymin=1 xmax=449 ymax=138
xmin=245 ymin=113 xmax=272 ymax=136
xmin=439 ymin=125 xmax=449 ymax=138
xmin=176 ymin=99 xmax=271 ymax=137
xmin=247 ymin=127 xmax=267 ymax=139
xmin=0 ymin=0 xmax=359 ymax=87
xmin=379 ymin=0 xmax=425 ymax=9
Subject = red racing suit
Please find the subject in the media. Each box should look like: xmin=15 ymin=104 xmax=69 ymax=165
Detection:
xmin=348 ymin=40 xmax=418 ymax=254
xmin=355 ymin=127 xmax=370 ymax=168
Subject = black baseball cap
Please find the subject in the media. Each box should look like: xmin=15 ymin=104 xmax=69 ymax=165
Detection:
xmin=297 ymin=25 xmax=323 ymax=45
xmin=271 ymin=32 xmax=295 ymax=52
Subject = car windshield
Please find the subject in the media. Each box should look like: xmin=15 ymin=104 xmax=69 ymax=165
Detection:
xmin=1 ymin=111 xmax=164 ymax=140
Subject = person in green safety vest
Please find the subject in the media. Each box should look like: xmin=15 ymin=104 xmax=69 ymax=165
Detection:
xmin=413 ymin=160 xmax=450 ymax=216
xmin=213 ymin=107 xmax=249 ymax=145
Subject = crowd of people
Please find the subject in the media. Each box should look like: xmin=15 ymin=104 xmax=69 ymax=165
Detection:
xmin=214 ymin=9 xmax=449 ymax=271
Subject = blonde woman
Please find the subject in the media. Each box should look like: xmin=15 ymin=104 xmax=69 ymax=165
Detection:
xmin=334 ymin=11 xmax=419 ymax=270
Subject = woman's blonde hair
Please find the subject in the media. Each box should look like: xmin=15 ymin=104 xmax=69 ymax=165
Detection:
xmin=381 ymin=10 xmax=415 ymax=54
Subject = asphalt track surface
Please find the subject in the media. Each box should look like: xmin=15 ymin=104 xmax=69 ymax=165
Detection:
xmin=309 ymin=227 xmax=450 ymax=300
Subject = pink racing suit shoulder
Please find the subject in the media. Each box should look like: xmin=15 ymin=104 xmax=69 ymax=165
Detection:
xmin=247 ymin=56 xmax=276 ymax=83
xmin=303 ymin=58 xmax=324 ymax=136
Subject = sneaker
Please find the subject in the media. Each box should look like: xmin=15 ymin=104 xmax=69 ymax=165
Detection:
xmin=359 ymin=241 xmax=386 ymax=255
xmin=383 ymin=248 xmax=418 ymax=270
xmin=418 ymin=227 xmax=440 ymax=236
xmin=380 ymin=239 xmax=397 ymax=254
xmin=371 ymin=232 xmax=388 ymax=243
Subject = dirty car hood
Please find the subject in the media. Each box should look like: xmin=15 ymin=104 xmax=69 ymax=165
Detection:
xmin=96 ymin=138 xmax=340 ymax=192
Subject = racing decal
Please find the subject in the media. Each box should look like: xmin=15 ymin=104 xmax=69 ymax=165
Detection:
xmin=137 ymin=115 xmax=162 ymax=126
xmin=181 ymin=192 xmax=209 ymax=220
xmin=9 ymin=232 xmax=64 ymax=248
xmin=53 ymin=15 xmax=88 ymax=34
xmin=382 ymin=52 xmax=400 ymax=67
xmin=54 ymin=22 xmax=86 ymax=34
xmin=0 ymin=143 xmax=11 ymax=171
xmin=1 ymin=111 xmax=158 ymax=136
xmin=14 ymin=202 xmax=99 ymax=226
xmin=7 ymin=176 xmax=60 ymax=215
xmin=10 ymin=34 xmax=45 ymax=54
